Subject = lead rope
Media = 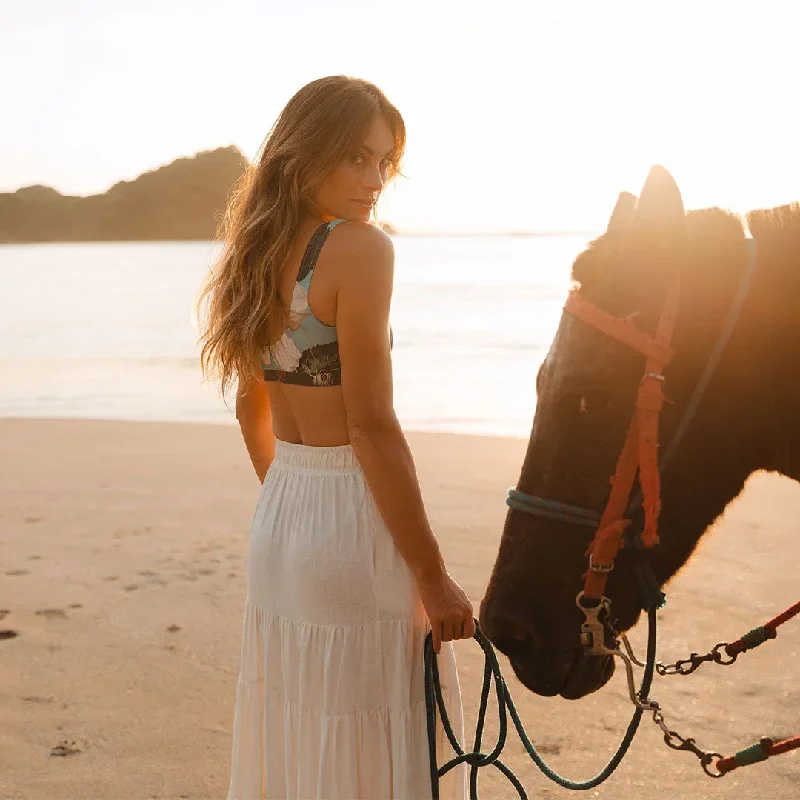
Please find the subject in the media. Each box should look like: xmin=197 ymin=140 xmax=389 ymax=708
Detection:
xmin=654 ymin=599 xmax=800 ymax=777
xmin=424 ymin=608 xmax=658 ymax=799
xmin=426 ymin=599 xmax=800 ymax=795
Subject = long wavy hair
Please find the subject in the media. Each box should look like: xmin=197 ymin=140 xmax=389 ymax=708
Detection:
xmin=194 ymin=76 xmax=406 ymax=402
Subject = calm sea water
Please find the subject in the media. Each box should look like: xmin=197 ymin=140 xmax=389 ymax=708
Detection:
xmin=0 ymin=235 xmax=592 ymax=438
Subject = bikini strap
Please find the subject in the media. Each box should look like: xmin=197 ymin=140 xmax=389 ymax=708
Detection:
xmin=296 ymin=219 xmax=347 ymax=283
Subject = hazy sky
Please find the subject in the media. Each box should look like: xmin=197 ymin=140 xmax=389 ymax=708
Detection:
xmin=2 ymin=0 xmax=798 ymax=232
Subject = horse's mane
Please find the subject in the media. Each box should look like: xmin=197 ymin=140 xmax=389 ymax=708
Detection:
xmin=571 ymin=201 xmax=800 ymax=290
xmin=747 ymin=201 xmax=800 ymax=241
xmin=687 ymin=201 xmax=800 ymax=244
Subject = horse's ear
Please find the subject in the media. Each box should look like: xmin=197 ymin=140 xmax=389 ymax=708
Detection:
xmin=606 ymin=192 xmax=637 ymax=233
xmin=573 ymin=169 xmax=683 ymax=296
xmin=631 ymin=165 xmax=685 ymax=236
xmin=605 ymin=165 xmax=686 ymax=302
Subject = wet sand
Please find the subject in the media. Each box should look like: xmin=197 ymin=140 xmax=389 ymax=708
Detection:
xmin=1 ymin=417 xmax=797 ymax=799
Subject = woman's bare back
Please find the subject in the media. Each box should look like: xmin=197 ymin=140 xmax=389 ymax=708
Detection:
xmin=264 ymin=218 xmax=360 ymax=446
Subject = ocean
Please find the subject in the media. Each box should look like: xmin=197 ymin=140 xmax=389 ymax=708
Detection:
xmin=0 ymin=235 xmax=593 ymax=438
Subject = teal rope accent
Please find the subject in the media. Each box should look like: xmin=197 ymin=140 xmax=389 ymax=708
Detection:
xmin=505 ymin=490 xmax=600 ymax=527
xmin=425 ymin=608 xmax=658 ymax=797
xmin=740 ymin=626 xmax=770 ymax=651
xmin=734 ymin=742 xmax=770 ymax=767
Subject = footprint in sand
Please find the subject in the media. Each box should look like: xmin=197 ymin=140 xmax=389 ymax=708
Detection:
xmin=227 ymin=572 xmax=237 ymax=578
xmin=537 ymin=741 xmax=562 ymax=755
xmin=123 ymin=584 xmax=139 ymax=591
xmin=197 ymin=568 xmax=216 ymax=576
xmin=50 ymin=740 xmax=81 ymax=757
xmin=67 ymin=603 xmax=83 ymax=609
xmin=126 ymin=570 xmax=168 ymax=586
xmin=0 ymin=629 xmax=19 ymax=640
xmin=22 ymin=694 xmax=53 ymax=703
xmin=24 ymin=516 xmax=42 ymax=524
xmin=102 ymin=576 xmax=120 ymax=582
xmin=141 ymin=574 xmax=169 ymax=587
xmin=35 ymin=608 xmax=67 ymax=619
xmin=6 ymin=569 xmax=29 ymax=576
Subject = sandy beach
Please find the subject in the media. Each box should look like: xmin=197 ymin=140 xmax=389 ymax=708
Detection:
xmin=1 ymin=417 xmax=797 ymax=799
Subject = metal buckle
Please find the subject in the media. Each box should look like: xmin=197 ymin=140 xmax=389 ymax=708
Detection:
xmin=588 ymin=552 xmax=614 ymax=573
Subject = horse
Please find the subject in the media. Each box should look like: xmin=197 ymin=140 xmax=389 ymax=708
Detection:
xmin=478 ymin=165 xmax=799 ymax=701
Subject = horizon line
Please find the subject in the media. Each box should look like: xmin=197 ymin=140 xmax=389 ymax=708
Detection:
xmin=378 ymin=226 xmax=601 ymax=238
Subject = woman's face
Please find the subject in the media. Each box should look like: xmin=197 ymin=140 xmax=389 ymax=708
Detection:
xmin=312 ymin=113 xmax=396 ymax=223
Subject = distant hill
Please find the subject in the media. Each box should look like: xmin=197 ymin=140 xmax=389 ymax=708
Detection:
xmin=0 ymin=146 xmax=249 ymax=243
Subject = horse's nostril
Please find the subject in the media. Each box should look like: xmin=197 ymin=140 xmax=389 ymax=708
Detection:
xmin=480 ymin=606 xmax=537 ymax=654
xmin=501 ymin=618 xmax=531 ymax=643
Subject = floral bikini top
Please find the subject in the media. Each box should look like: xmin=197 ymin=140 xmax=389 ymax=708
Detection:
xmin=261 ymin=218 xmax=392 ymax=387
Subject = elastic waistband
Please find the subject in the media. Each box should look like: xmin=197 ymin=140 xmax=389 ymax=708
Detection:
xmin=272 ymin=438 xmax=359 ymax=472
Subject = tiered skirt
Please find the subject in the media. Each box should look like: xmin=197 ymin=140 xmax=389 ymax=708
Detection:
xmin=227 ymin=439 xmax=466 ymax=799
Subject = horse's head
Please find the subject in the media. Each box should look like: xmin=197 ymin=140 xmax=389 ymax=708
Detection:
xmin=480 ymin=165 xmax=795 ymax=699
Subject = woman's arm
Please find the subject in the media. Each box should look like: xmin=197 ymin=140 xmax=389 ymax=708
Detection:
xmin=333 ymin=223 xmax=445 ymax=583
xmin=329 ymin=221 xmax=475 ymax=653
xmin=235 ymin=372 xmax=275 ymax=483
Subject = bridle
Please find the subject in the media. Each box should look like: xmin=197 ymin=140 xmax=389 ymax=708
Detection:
xmin=507 ymin=236 xmax=760 ymax=613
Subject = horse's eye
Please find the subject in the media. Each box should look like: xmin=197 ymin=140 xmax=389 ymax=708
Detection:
xmin=557 ymin=376 xmax=613 ymax=416
xmin=578 ymin=390 xmax=612 ymax=414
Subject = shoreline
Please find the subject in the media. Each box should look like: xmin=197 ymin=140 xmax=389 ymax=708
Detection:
xmin=0 ymin=412 xmax=532 ymax=441
xmin=0 ymin=231 xmax=598 ymax=246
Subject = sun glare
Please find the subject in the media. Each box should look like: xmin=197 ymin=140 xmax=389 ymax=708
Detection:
xmin=2 ymin=2 xmax=797 ymax=232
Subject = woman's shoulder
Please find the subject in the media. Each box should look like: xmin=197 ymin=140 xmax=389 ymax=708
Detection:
xmin=325 ymin=220 xmax=393 ymax=262
xmin=320 ymin=221 xmax=394 ymax=291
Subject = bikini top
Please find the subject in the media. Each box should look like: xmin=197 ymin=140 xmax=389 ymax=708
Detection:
xmin=260 ymin=218 xmax=393 ymax=387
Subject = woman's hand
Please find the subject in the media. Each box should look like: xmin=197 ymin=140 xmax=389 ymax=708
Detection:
xmin=236 ymin=372 xmax=275 ymax=482
xmin=417 ymin=569 xmax=476 ymax=654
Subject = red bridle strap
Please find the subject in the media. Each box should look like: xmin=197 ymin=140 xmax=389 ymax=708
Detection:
xmin=569 ymin=277 xmax=681 ymax=601
xmin=564 ymin=289 xmax=675 ymax=366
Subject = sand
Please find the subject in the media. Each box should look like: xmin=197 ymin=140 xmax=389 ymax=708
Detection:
xmin=1 ymin=417 xmax=797 ymax=799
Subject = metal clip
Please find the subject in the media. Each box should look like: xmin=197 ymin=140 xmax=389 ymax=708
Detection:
xmin=576 ymin=592 xmax=611 ymax=655
xmin=656 ymin=641 xmax=738 ymax=676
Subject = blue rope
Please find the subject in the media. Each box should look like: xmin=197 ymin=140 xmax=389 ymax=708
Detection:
xmin=505 ymin=490 xmax=600 ymax=527
xmin=657 ymin=237 xmax=759 ymax=471
xmin=425 ymin=608 xmax=658 ymax=797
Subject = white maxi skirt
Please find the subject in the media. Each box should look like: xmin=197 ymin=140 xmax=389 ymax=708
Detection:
xmin=227 ymin=439 xmax=467 ymax=800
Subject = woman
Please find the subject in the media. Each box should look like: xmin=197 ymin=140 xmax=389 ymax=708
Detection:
xmin=197 ymin=75 xmax=473 ymax=799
